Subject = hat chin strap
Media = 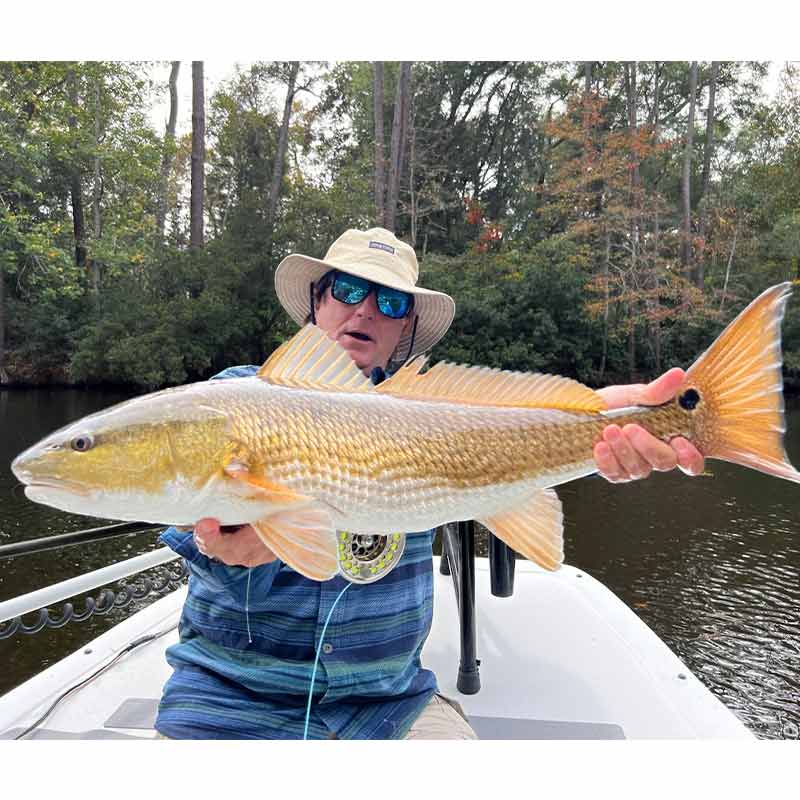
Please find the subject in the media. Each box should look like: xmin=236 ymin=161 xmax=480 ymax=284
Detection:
xmin=391 ymin=313 xmax=418 ymax=371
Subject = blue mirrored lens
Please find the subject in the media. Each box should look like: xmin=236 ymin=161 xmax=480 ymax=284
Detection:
xmin=332 ymin=273 xmax=370 ymax=304
xmin=330 ymin=272 xmax=412 ymax=319
xmin=376 ymin=287 xmax=412 ymax=319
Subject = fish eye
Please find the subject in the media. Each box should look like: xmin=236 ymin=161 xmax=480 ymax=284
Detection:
xmin=70 ymin=434 xmax=95 ymax=452
xmin=678 ymin=388 xmax=701 ymax=411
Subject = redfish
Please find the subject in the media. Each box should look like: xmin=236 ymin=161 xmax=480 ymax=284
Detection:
xmin=11 ymin=283 xmax=799 ymax=582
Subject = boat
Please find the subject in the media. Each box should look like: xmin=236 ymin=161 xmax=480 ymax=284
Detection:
xmin=0 ymin=521 xmax=753 ymax=740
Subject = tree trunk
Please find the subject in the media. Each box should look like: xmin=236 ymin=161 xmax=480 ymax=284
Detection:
xmin=697 ymin=60 xmax=719 ymax=289
xmin=67 ymin=69 xmax=87 ymax=269
xmin=625 ymin=62 xmax=640 ymax=379
xmin=584 ymin=62 xmax=592 ymax=94
xmin=190 ymin=61 xmax=205 ymax=250
xmin=651 ymin=61 xmax=662 ymax=374
xmin=90 ymin=79 xmax=102 ymax=296
xmin=385 ymin=62 xmax=412 ymax=233
xmin=681 ymin=61 xmax=698 ymax=278
xmin=0 ymin=261 xmax=6 ymax=383
xmin=409 ymin=94 xmax=417 ymax=247
xmin=598 ymin=227 xmax=610 ymax=384
xmin=720 ymin=222 xmax=738 ymax=313
xmin=156 ymin=61 xmax=180 ymax=242
xmin=373 ymin=62 xmax=386 ymax=227
xmin=265 ymin=61 xmax=300 ymax=257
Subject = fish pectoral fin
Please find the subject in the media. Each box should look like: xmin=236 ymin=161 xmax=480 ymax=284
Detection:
xmin=477 ymin=489 xmax=564 ymax=571
xmin=256 ymin=324 xmax=373 ymax=393
xmin=224 ymin=462 xmax=310 ymax=506
xmin=252 ymin=505 xmax=339 ymax=582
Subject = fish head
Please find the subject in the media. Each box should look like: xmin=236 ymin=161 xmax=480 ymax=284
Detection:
xmin=11 ymin=385 xmax=231 ymax=523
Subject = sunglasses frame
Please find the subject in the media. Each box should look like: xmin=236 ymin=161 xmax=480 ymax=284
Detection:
xmin=327 ymin=270 xmax=414 ymax=320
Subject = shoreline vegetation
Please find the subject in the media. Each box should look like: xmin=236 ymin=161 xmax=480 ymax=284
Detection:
xmin=2 ymin=61 xmax=799 ymax=393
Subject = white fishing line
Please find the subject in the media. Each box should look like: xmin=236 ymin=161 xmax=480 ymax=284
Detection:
xmin=303 ymin=582 xmax=351 ymax=740
xmin=245 ymin=567 xmax=253 ymax=644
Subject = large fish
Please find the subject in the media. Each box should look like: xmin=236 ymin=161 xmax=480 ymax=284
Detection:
xmin=11 ymin=283 xmax=800 ymax=582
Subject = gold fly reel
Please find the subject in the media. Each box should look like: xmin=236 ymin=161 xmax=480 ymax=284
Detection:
xmin=337 ymin=531 xmax=406 ymax=584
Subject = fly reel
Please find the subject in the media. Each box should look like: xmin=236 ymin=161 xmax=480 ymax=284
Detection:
xmin=337 ymin=531 xmax=406 ymax=584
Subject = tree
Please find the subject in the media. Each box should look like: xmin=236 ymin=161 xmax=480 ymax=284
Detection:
xmin=696 ymin=61 xmax=719 ymax=289
xmin=681 ymin=61 xmax=698 ymax=279
xmin=191 ymin=61 xmax=205 ymax=249
xmin=373 ymin=62 xmax=386 ymax=227
xmin=156 ymin=61 xmax=180 ymax=242
xmin=265 ymin=61 xmax=300 ymax=256
xmin=67 ymin=67 xmax=87 ymax=269
xmin=385 ymin=61 xmax=411 ymax=233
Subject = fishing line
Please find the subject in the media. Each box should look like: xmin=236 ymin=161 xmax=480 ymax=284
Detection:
xmin=245 ymin=567 xmax=253 ymax=644
xmin=303 ymin=581 xmax=351 ymax=740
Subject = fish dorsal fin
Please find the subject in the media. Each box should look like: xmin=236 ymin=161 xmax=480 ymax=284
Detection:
xmin=378 ymin=359 xmax=606 ymax=412
xmin=257 ymin=324 xmax=373 ymax=392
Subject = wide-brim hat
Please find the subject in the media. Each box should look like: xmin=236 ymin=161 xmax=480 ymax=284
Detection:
xmin=275 ymin=227 xmax=455 ymax=358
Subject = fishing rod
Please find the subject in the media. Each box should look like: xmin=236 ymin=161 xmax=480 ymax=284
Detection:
xmin=0 ymin=520 xmax=162 ymax=559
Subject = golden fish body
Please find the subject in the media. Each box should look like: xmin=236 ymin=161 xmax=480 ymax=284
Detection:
xmin=11 ymin=283 xmax=800 ymax=581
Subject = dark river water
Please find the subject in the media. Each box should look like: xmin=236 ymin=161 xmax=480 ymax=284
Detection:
xmin=0 ymin=387 xmax=798 ymax=739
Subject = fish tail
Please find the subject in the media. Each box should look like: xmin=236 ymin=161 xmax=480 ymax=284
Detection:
xmin=683 ymin=282 xmax=800 ymax=482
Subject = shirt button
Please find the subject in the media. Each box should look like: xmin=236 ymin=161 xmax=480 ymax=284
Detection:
xmin=322 ymin=643 xmax=334 ymax=654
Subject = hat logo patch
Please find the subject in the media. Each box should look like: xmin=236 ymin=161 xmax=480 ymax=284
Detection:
xmin=369 ymin=240 xmax=395 ymax=255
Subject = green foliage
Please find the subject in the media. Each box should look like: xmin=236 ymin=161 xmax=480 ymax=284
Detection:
xmin=2 ymin=60 xmax=799 ymax=396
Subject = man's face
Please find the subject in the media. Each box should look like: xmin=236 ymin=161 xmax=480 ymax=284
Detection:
xmin=315 ymin=278 xmax=413 ymax=375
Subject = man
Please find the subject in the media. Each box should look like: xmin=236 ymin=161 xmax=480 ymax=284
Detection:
xmin=155 ymin=227 xmax=703 ymax=740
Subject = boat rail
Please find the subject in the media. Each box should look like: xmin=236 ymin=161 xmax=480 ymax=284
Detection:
xmin=0 ymin=547 xmax=181 ymax=626
xmin=0 ymin=519 xmax=519 ymax=696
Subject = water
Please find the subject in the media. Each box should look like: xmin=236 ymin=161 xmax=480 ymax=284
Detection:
xmin=1 ymin=387 xmax=798 ymax=739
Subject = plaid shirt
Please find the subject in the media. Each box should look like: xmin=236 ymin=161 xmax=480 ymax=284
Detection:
xmin=155 ymin=366 xmax=437 ymax=739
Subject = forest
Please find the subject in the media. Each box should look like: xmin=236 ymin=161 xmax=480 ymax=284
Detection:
xmin=1 ymin=60 xmax=799 ymax=390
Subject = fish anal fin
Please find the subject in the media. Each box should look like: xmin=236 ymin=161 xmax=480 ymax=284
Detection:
xmin=252 ymin=505 xmax=339 ymax=581
xmin=478 ymin=489 xmax=564 ymax=571
xmin=378 ymin=361 xmax=606 ymax=413
xmin=256 ymin=324 xmax=373 ymax=393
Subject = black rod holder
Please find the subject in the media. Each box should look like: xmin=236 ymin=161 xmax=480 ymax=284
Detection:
xmin=488 ymin=533 xmax=516 ymax=597
xmin=438 ymin=527 xmax=451 ymax=575
xmin=445 ymin=520 xmax=480 ymax=694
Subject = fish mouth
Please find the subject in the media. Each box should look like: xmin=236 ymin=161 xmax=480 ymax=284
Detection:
xmin=23 ymin=479 xmax=90 ymax=497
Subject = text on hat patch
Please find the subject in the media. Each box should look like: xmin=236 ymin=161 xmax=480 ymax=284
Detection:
xmin=369 ymin=241 xmax=395 ymax=255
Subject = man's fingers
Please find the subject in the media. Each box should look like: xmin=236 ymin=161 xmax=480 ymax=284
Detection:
xmin=639 ymin=367 xmax=686 ymax=406
xmin=597 ymin=367 xmax=687 ymax=411
xmin=624 ymin=425 xmax=678 ymax=472
xmin=673 ymin=437 xmax=705 ymax=476
xmin=602 ymin=425 xmax=652 ymax=480
xmin=594 ymin=441 xmax=628 ymax=483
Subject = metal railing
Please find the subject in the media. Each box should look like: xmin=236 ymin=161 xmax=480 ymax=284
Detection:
xmin=0 ymin=547 xmax=181 ymax=626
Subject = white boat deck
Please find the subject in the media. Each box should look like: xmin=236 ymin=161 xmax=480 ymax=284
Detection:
xmin=0 ymin=557 xmax=753 ymax=739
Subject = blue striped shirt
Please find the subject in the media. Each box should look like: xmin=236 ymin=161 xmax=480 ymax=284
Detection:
xmin=155 ymin=366 xmax=438 ymax=739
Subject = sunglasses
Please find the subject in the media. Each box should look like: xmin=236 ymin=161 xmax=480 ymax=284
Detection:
xmin=328 ymin=271 xmax=414 ymax=320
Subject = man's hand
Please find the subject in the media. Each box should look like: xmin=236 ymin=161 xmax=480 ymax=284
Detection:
xmin=594 ymin=367 xmax=705 ymax=483
xmin=192 ymin=518 xmax=278 ymax=567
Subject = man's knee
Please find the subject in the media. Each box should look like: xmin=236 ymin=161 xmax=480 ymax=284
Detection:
xmin=404 ymin=693 xmax=478 ymax=740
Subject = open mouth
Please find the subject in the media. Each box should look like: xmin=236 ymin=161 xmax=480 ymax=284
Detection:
xmin=344 ymin=331 xmax=373 ymax=343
